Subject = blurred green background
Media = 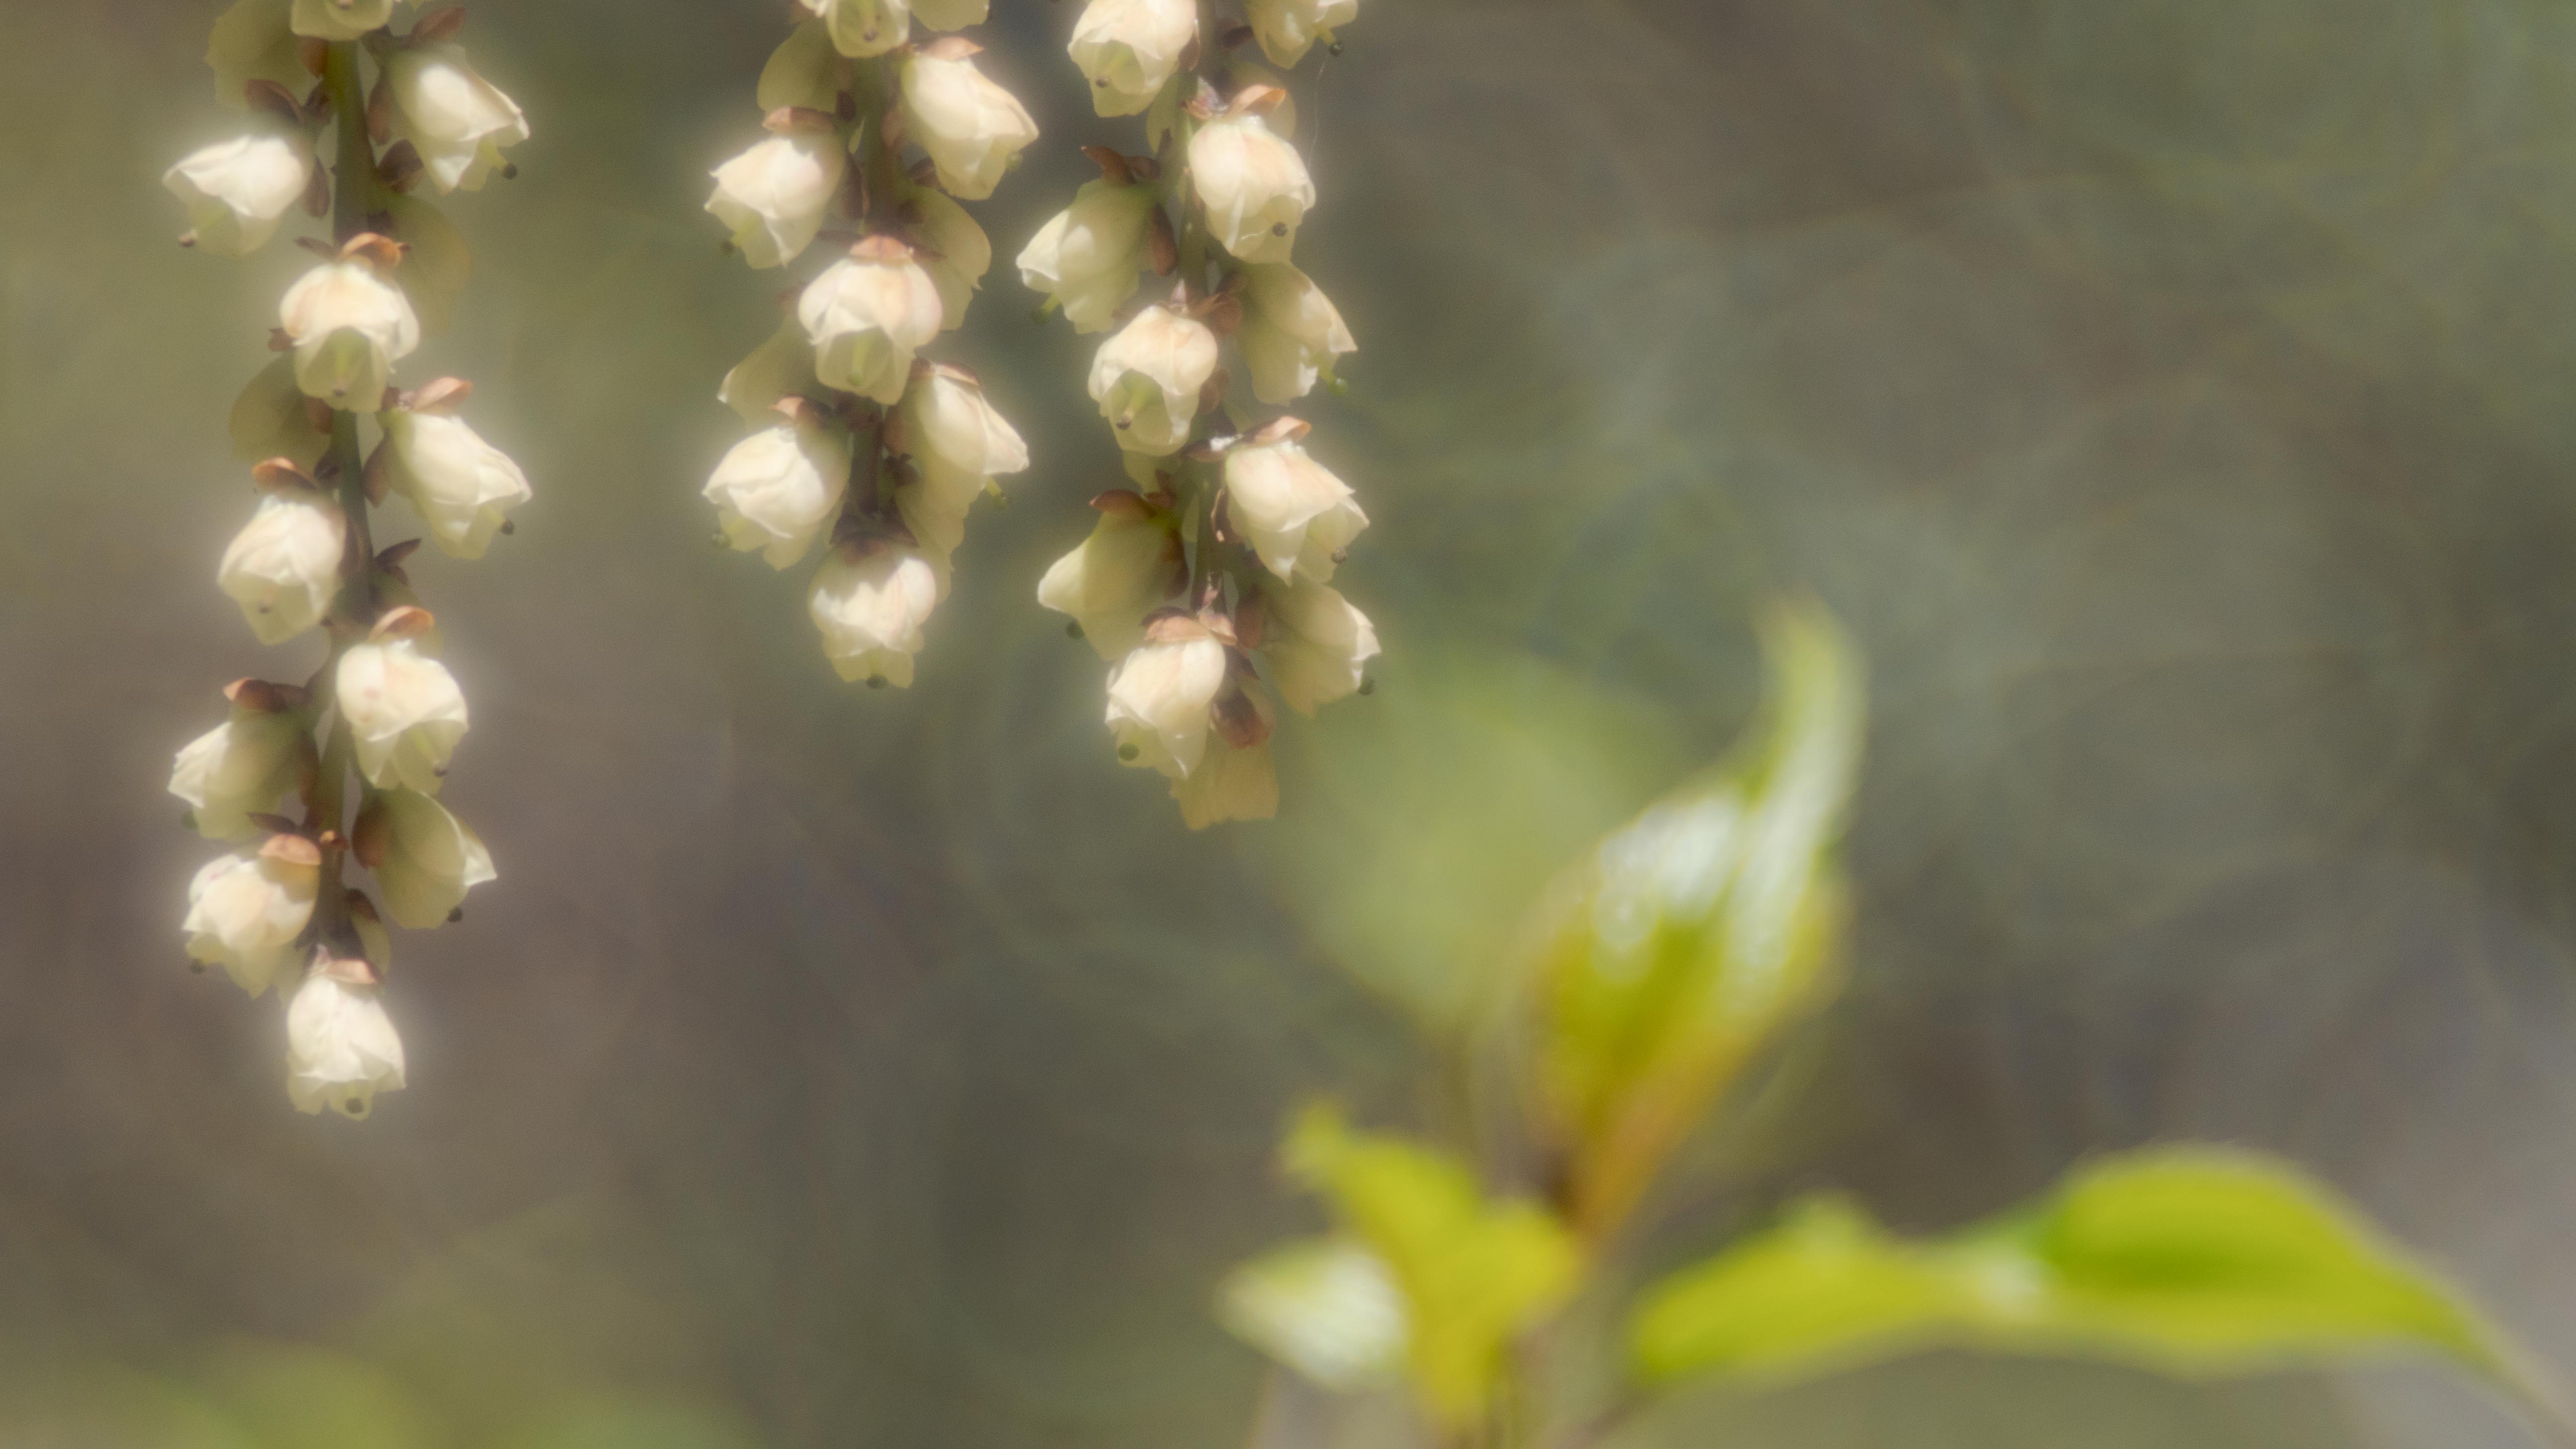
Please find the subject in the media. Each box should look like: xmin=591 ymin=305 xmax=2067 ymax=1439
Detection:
xmin=8 ymin=0 xmax=2576 ymax=1445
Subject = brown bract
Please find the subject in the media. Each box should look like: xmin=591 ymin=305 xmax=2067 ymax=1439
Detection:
xmin=850 ymin=234 xmax=916 ymax=264
xmin=259 ymin=831 xmax=325 ymax=869
xmin=411 ymin=5 xmax=468 ymax=44
xmin=1229 ymin=83 xmax=1290 ymax=118
xmin=251 ymin=457 xmax=321 ymax=492
xmin=764 ymin=106 xmax=840 ymax=136
xmin=225 ymin=678 xmax=311 ymax=715
xmin=1212 ymin=685 xmax=1271 ymax=748
xmin=339 ymin=232 xmax=407 ymax=270
xmin=1142 ymin=608 xmax=1210 ymax=645
xmin=370 ymin=605 xmax=438 ymax=642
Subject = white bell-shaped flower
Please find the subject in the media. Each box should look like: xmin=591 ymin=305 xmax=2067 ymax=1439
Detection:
xmin=1036 ymin=502 xmax=1182 ymax=661
xmin=381 ymin=408 xmax=532 ymax=560
xmin=810 ymin=545 xmax=944 ymax=688
xmin=1260 ymin=579 xmax=1379 ymax=715
xmin=803 ymin=0 xmax=910 ymax=58
xmin=1174 ymin=686 xmax=1279 ymax=828
xmin=1225 ymin=432 xmax=1367 ymax=582
xmin=708 ymin=129 xmax=847 ymax=270
xmin=901 ymin=50 xmax=1039 ymax=202
xmin=290 ymin=0 xmax=393 ymax=41
xmin=892 ymin=365 xmax=1029 ymax=557
xmin=799 ymin=241 xmax=945 ymax=404
xmin=360 ymin=788 xmax=497 ymax=929
xmin=1245 ymin=0 xmax=1358 ymax=67
xmin=278 ymin=254 xmax=419 ymax=411
xmin=1106 ymin=620 xmax=1230 ymax=778
xmin=1089 ymin=306 xmax=1218 ymax=456
xmin=385 ymin=43 xmax=530 ymax=194
xmin=1016 ymin=180 xmax=1158 ymax=334
xmin=337 ymin=628 xmax=469 ymax=796
xmin=1191 ymin=113 xmax=1314 ymax=264
xmin=182 ymin=838 xmax=320 ymax=996
xmin=911 ymin=191 xmax=991 ymax=332
xmin=286 ymin=967 xmax=406 ymax=1118
xmin=705 ymin=416 xmax=852 ymax=569
xmin=1239 ymin=262 xmax=1356 ymax=404
xmin=165 ymin=132 xmax=312 ymax=257
xmin=1069 ymin=0 xmax=1198 ymax=117
xmin=219 ymin=487 xmax=346 ymax=645
xmin=170 ymin=686 xmax=311 ymax=840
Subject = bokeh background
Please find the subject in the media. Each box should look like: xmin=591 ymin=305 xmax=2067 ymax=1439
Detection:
xmin=8 ymin=0 xmax=2576 ymax=1445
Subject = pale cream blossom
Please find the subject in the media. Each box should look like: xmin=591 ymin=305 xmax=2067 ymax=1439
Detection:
xmin=219 ymin=489 xmax=346 ymax=645
xmin=165 ymin=133 xmax=311 ymax=257
xmin=1225 ymin=436 xmax=1367 ymax=582
xmin=1036 ymin=506 xmax=1180 ymax=661
xmin=170 ymin=695 xmax=310 ymax=840
xmin=892 ymin=366 xmax=1029 ymax=557
xmin=286 ymin=968 xmax=406 ymax=1118
xmin=1261 ymin=579 xmax=1378 ymax=715
xmin=799 ymin=245 xmax=945 ymax=404
xmin=1089 ymin=306 xmax=1218 ymax=456
xmin=803 ymin=0 xmax=910 ymax=59
xmin=183 ymin=841 xmax=319 ymax=996
xmin=337 ymin=636 xmax=469 ymax=796
xmin=901 ymin=52 xmax=1038 ymax=203
xmin=1106 ymin=626 xmax=1229 ymax=777
xmin=705 ymin=419 xmax=852 ymax=569
xmin=290 ymin=0 xmax=392 ymax=41
xmin=1245 ymin=0 xmax=1359 ymax=68
xmin=1191 ymin=113 xmax=1314 ymax=264
xmin=385 ymin=43 xmax=531 ymax=193
xmin=1069 ymin=0 xmax=1198 ymax=118
xmin=381 ymin=409 xmax=532 ymax=560
xmin=1239 ymin=262 xmax=1356 ymax=404
xmin=1016 ymin=180 xmax=1158 ymax=334
xmin=707 ymin=130 xmax=847 ymax=270
xmin=810 ymin=546 xmax=944 ymax=688
xmin=278 ymin=258 xmax=419 ymax=411
xmin=363 ymin=789 xmax=497 ymax=929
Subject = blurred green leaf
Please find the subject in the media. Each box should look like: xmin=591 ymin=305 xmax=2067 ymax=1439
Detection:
xmin=1535 ymin=599 xmax=1865 ymax=1240
xmin=382 ymin=192 xmax=470 ymax=337
xmin=228 ymin=355 xmax=328 ymax=468
xmin=1218 ymin=1237 xmax=1409 ymax=1393
xmin=756 ymin=20 xmax=839 ymax=115
xmin=1632 ymin=1147 xmax=2526 ymax=1401
xmin=1266 ymin=1106 xmax=1583 ymax=1429
xmin=193 ymin=1342 xmax=430 ymax=1449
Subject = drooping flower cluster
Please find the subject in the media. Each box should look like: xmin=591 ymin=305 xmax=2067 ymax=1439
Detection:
xmin=1026 ymin=0 xmax=1373 ymax=828
xmin=167 ymin=0 xmax=527 ymax=1118
xmin=701 ymin=4 xmax=1037 ymax=689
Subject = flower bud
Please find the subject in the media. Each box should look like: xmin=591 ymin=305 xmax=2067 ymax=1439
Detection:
xmin=911 ymin=191 xmax=991 ymax=332
xmin=803 ymin=0 xmax=910 ymax=59
xmin=183 ymin=842 xmax=320 ymax=996
xmin=170 ymin=694 xmax=312 ymax=840
xmin=220 ymin=489 xmax=346 ymax=645
xmin=381 ymin=409 xmax=532 ymax=560
xmin=385 ymin=43 xmax=531 ymax=194
xmin=810 ymin=546 xmax=944 ymax=688
xmin=799 ymin=245 xmax=945 ymax=404
xmin=1069 ymin=0 xmax=1198 ymax=118
xmin=337 ymin=634 xmax=469 ymax=796
xmin=1261 ymin=579 xmax=1379 ymax=715
xmin=1105 ymin=624 xmax=1229 ymax=778
xmin=705 ymin=418 xmax=852 ymax=569
xmin=1191 ymin=113 xmax=1314 ymax=264
xmin=1174 ymin=693 xmax=1279 ymax=828
xmin=165 ymin=133 xmax=312 ymax=257
xmin=1015 ymin=180 xmax=1158 ymax=334
xmin=290 ymin=0 xmax=393 ymax=41
xmin=1089 ymin=306 xmax=1219 ymax=456
xmin=708 ymin=131 xmax=847 ymax=270
xmin=1238 ymin=262 xmax=1356 ymax=404
xmin=1225 ymin=435 xmax=1367 ymax=582
xmin=278 ymin=257 xmax=420 ymax=411
xmin=363 ymin=788 xmax=497 ymax=929
xmin=209 ymin=0 xmax=307 ymax=110
xmin=286 ymin=968 xmax=406 ymax=1118
xmin=1246 ymin=0 xmax=1359 ymax=67
xmin=1037 ymin=506 xmax=1182 ymax=661
xmin=901 ymin=53 xmax=1039 ymax=203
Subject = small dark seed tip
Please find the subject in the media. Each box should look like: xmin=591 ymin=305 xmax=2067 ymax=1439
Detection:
xmin=1328 ymin=41 xmax=1345 ymax=56
xmin=447 ymin=907 xmax=464 ymax=923
xmin=180 ymin=811 xmax=198 ymax=830
xmin=1117 ymin=743 xmax=1140 ymax=762
xmin=866 ymin=675 xmax=888 ymax=690
xmin=499 ymin=520 xmax=516 ymax=535
xmin=501 ymin=162 xmax=519 ymax=180
xmin=1358 ymin=677 xmax=1376 ymax=697
xmin=1065 ymin=621 xmax=1084 ymax=641
xmin=1271 ymin=222 xmax=1289 ymax=237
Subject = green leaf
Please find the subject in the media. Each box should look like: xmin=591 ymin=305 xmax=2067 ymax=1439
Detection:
xmin=228 ymin=357 xmax=327 ymax=468
xmin=756 ymin=20 xmax=840 ymax=115
xmin=718 ymin=321 xmax=820 ymax=427
xmin=382 ymin=193 xmax=470 ymax=337
xmin=1534 ymin=598 xmax=1865 ymax=1239
xmin=1631 ymin=1147 xmax=2528 ymax=1403
xmin=1262 ymin=1107 xmax=1583 ymax=1429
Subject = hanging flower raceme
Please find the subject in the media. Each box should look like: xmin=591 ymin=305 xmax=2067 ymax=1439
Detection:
xmin=701 ymin=2 xmax=1033 ymax=691
xmin=1027 ymin=12 xmax=1376 ymax=828
xmin=165 ymin=0 xmax=529 ymax=1115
